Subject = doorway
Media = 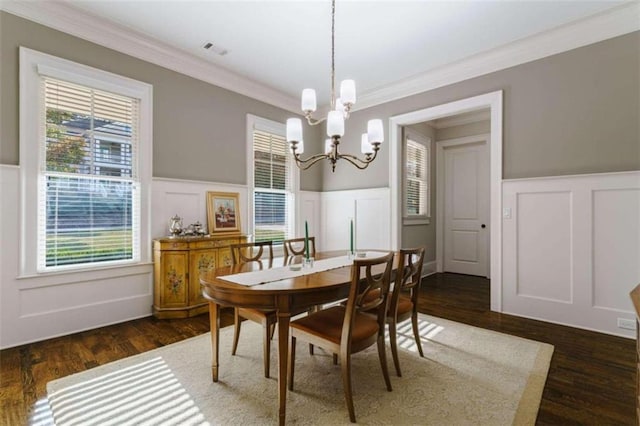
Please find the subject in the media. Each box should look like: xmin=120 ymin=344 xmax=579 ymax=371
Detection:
xmin=389 ymin=90 xmax=503 ymax=311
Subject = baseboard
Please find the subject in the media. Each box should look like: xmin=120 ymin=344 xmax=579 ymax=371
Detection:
xmin=421 ymin=260 xmax=438 ymax=278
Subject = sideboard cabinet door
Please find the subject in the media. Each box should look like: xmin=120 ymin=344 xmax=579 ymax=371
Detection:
xmin=189 ymin=249 xmax=217 ymax=306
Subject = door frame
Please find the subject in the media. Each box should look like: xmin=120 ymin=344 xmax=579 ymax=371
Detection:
xmin=436 ymin=134 xmax=491 ymax=278
xmin=389 ymin=90 xmax=503 ymax=312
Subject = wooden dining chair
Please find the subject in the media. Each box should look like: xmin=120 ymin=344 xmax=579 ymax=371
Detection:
xmin=386 ymin=247 xmax=426 ymax=377
xmin=229 ymin=241 xmax=276 ymax=378
xmin=282 ymin=237 xmax=316 ymax=258
xmin=230 ymin=240 xmax=274 ymax=266
xmin=287 ymin=252 xmax=395 ymax=423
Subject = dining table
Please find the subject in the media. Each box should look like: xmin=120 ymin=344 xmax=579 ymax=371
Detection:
xmin=199 ymin=250 xmax=394 ymax=425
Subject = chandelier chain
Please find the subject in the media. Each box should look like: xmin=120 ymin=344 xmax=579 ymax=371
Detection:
xmin=330 ymin=0 xmax=336 ymax=110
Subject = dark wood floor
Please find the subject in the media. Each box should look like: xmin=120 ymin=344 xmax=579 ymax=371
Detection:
xmin=1 ymin=273 xmax=635 ymax=425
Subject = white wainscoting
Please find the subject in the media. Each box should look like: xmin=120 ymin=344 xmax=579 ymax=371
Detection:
xmin=321 ymin=188 xmax=391 ymax=252
xmin=502 ymin=171 xmax=640 ymax=338
xmin=0 ymin=169 xmax=383 ymax=348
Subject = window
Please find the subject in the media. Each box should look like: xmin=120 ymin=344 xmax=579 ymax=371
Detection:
xmin=247 ymin=115 xmax=298 ymax=244
xmin=404 ymin=130 xmax=430 ymax=222
xmin=20 ymin=48 xmax=152 ymax=274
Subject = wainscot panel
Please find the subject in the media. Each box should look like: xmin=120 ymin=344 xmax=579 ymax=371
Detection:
xmin=502 ymin=171 xmax=640 ymax=338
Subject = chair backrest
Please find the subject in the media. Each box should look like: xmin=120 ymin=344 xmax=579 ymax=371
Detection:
xmin=283 ymin=237 xmax=316 ymax=257
xmin=389 ymin=247 xmax=425 ymax=314
xmin=342 ymin=252 xmax=395 ymax=343
xmin=230 ymin=241 xmax=274 ymax=265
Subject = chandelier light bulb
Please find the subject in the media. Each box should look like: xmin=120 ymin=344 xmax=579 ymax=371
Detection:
xmin=367 ymin=119 xmax=384 ymax=143
xmin=340 ymin=80 xmax=356 ymax=105
xmin=327 ymin=110 xmax=345 ymax=137
xmin=286 ymin=118 xmax=303 ymax=142
xmin=301 ymin=89 xmax=317 ymax=112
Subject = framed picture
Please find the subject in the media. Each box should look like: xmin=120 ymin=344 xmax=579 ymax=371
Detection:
xmin=206 ymin=191 xmax=241 ymax=234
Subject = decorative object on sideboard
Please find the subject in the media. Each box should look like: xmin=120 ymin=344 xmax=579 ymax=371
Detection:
xmin=168 ymin=214 xmax=183 ymax=237
xmin=206 ymin=191 xmax=241 ymax=235
xmin=183 ymin=221 xmax=207 ymax=237
xmin=285 ymin=0 xmax=383 ymax=172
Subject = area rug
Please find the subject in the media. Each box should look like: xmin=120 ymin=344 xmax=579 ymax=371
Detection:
xmin=46 ymin=314 xmax=553 ymax=425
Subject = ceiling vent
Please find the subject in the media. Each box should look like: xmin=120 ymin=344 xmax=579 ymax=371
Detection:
xmin=202 ymin=42 xmax=228 ymax=56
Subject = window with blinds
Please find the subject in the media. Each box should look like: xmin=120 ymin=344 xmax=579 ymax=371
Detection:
xmin=252 ymin=128 xmax=295 ymax=243
xmin=40 ymin=77 xmax=140 ymax=269
xmin=405 ymin=138 xmax=428 ymax=217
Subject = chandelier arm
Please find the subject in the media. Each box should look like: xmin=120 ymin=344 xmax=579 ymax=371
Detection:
xmin=293 ymin=153 xmax=332 ymax=170
xmin=338 ymin=151 xmax=379 ymax=169
xmin=305 ymin=115 xmax=323 ymax=126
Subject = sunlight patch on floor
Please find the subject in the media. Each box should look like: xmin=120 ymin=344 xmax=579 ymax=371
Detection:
xmin=48 ymin=356 xmax=209 ymax=426
xmin=387 ymin=318 xmax=445 ymax=353
xmin=29 ymin=398 xmax=54 ymax=426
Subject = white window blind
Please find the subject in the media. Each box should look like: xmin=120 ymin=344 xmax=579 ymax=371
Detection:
xmin=405 ymin=139 xmax=428 ymax=217
xmin=39 ymin=77 xmax=140 ymax=269
xmin=253 ymin=129 xmax=295 ymax=243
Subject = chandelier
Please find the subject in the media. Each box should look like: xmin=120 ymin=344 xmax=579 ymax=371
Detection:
xmin=285 ymin=0 xmax=383 ymax=172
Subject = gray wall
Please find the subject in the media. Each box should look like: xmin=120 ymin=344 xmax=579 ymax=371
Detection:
xmin=323 ymin=31 xmax=640 ymax=191
xmin=436 ymin=120 xmax=490 ymax=141
xmin=0 ymin=12 xmax=323 ymax=191
xmin=1 ymin=12 xmax=637 ymax=192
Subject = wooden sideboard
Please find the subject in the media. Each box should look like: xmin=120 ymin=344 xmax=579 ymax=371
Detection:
xmin=630 ymin=283 xmax=640 ymax=423
xmin=153 ymin=234 xmax=247 ymax=318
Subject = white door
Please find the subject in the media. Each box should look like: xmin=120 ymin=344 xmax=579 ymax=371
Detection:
xmin=442 ymin=137 xmax=489 ymax=277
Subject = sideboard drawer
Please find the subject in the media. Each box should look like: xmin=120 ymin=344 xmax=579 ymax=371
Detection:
xmin=192 ymin=238 xmax=239 ymax=249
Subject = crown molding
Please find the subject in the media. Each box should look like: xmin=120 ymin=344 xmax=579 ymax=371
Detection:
xmin=354 ymin=1 xmax=640 ymax=112
xmin=0 ymin=0 xmax=300 ymax=114
xmin=1 ymin=1 xmax=637 ymax=114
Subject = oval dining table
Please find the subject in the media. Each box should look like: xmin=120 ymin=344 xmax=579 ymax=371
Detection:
xmin=200 ymin=250 xmax=394 ymax=425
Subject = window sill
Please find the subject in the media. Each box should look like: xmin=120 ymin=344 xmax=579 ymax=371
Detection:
xmin=17 ymin=262 xmax=154 ymax=289
xmin=403 ymin=217 xmax=431 ymax=226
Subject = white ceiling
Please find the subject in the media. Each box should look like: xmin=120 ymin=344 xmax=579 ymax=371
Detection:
xmin=56 ymin=0 xmax=627 ymax=107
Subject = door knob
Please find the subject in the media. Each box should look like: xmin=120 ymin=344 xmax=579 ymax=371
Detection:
xmin=481 ymin=224 xmax=486 ymax=229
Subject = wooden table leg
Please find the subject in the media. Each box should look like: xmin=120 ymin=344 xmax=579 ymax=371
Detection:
xmin=277 ymin=310 xmax=291 ymax=426
xmin=209 ymin=301 xmax=220 ymax=382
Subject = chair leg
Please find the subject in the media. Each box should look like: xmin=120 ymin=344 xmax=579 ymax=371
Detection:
xmin=411 ymin=311 xmax=424 ymax=357
xmin=333 ymin=353 xmax=338 ymax=365
xmin=288 ymin=336 xmax=297 ymax=390
xmin=269 ymin=322 xmax=276 ymax=340
xmin=309 ymin=343 xmax=314 ymax=355
xmin=376 ymin=333 xmax=393 ymax=392
xmin=263 ymin=320 xmax=271 ymax=378
xmin=232 ymin=308 xmax=242 ymax=356
xmin=389 ymin=319 xmax=402 ymax=377
xmin=340 ymin=352 xmax=356 ymax=423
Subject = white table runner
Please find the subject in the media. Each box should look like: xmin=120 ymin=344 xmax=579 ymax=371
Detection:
xmin=219 ymin=252 xmax=386 ymax=287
